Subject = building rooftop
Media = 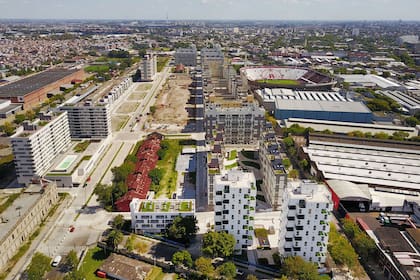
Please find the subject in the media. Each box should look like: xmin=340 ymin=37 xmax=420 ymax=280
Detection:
xmin=12 ymin=111 xmax=66 ymax=138
xmin=0 ymin=69 xmax=79 ymax=98
xmin=0 ymin=184 xmax=49 ymax=243
xmin=136 ymin=199 xmax=195 ymax=213
xmin=215 ymin=169 xmax=256 ymax=189
xmin=275 ymin=99 xmax=371 ymax=114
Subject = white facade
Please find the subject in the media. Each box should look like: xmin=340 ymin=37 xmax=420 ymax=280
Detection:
xmin=11 ymin=112 xmax=71 ymax=185
xmin=175 ymin=45 xmax=197 ymax=67
xmin=214 ymin=170 xmax=257 ymax=252
xmin=279 ymin=181 xmax=333 ymax=266
xmin=141 ymin=54 xmax=157 ymax=81
xmin=130 ymin=199 xmax=195 ymax=233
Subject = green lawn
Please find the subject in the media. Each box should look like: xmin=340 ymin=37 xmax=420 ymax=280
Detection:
xmin=242 ymin=161 xmax=261 ymax=169
xmin=257 ymin=79 xmax=300 ymax=86
xmin=155 ymin=140 xmax=182 ymax=198
xmin=78 ymin=247 xmax=110 ymax=280
xmin=74 ymin=140 xmax=90 ymax=153
xmin=157 ymin=57 xmax=170 ymax=72
xmin=146 ymin=266 xmax=165 ymax=280
xmin=228 ymin=150 xmax=237 ymax=160
xmin=85 ymin=65 xmax=110 ymax=73
xmin=225 ymin=162 xmax=238 ymax=170
xmin=179 ymin=201 xmax=192 ymax=212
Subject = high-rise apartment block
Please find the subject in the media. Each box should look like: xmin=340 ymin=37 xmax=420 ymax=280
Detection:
xmin=278 ymin=181 xmax=333 ymax=266
xmin=141 ymin=54 xmax=157 ymax=81
xmin=175 ymin=45 xmax=197 ymax=66
xmin=205 ymin=102 xmax=265 ymax=145
xmin=259 ymin=124 xmax=287 ymax=210
xmin=11 ymin=112 xmax=71 ymax=185
xmin=213 ymin=170 xmax=257 ymax=251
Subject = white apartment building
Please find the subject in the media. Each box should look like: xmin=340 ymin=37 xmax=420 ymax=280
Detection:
xmin=61 ymin=104 xmax=111 ymax=139
xmin=141 ymin=54 xmax=157 ymax=81
xmin=11 ymin=112 xmax=71 ymax=185
xmin=279 ymin=181 xmax=333 ymax=266
xmin=130 ymin=199 xmax=195 ymax=233
xmin=259 ymin=125 xmax=288 ymax=210
xmin=205 ymin=102 xmax=265 ymax=145
xmin=214 ymin=170 xmax=257 ymax=252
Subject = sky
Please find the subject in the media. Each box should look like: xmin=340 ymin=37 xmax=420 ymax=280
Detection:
xmin=0 ymin=0 xmax=419 ymax=21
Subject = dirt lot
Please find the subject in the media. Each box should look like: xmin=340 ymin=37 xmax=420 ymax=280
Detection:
xmin=147 ymin=74 xmax=192 ymax=133
xmin=111 ymin=116 xmax=129 ymax=132
xmin=116 ymin=102 xmax=140 ymax=114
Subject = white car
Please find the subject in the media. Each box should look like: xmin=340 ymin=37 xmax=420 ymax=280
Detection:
xmin=51 ymin=255 xmax=62 ymax=267
xmin=236 ymin=269 xmax=244 ymax=276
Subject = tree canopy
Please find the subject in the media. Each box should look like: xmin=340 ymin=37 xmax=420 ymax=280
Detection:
xmin=166 ymin=215 xmax=198 ymax=244
xmin=202 ymin=231 xmax=236 ymax=258
xmin=25 ymin=252 xmax=52 ymax=280
xmin=107 ymin=229 xmax=123 ymax=249
xmin=217 ymin=262 xmax=237 ymax=279
xmin=172 ymin=250 xmax=193 ymax=268
xmin=194 ymin=257 xmax=214 ymax=276
xmin=281 ymin=256 xmax=320 ymax=280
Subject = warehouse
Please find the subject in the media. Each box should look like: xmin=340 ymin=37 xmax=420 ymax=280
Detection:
xmin=0 ymin=68 xmax=84 ymax=109
xmin=274 ymin=99 xmax=372 ymax=123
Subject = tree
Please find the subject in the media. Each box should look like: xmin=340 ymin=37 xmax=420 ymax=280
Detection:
xmin=281 ymin=256 xmax=319 ymax=280
xmin=150 ymin=106 xmax=156 ymax=114
xmin=1 ymin=121 xmax=15 ymax=136
xmin=404 ymin=116 xmax=420 ymax=127
xmin=282 ymin=158 xmax=291 ymax=169
xmin=126 ymin=234 xmax=136 ymax=252
xmin=25 ymin=252 xmax=52 ymax=280
xmin=328 ymin=223 xmax=358 ymax=269
xmin=391 ymin=131 xmax=409 ymax=141
xmin=195 ymin=257 xmax=214 ymax=276
xmin=246 ymin=275 xmax=258 ymax=280
xmin=107 ymin=229 xmax=123 ymax=249
xmin=283 ymin=137 xmax=294 ymax=148
xmin=172 ymin=250 xmax=193 ymax=268
xmin=113 ymin=214 xmax=125 ymax=230
xmin=148 ymin=168 xmax=164 ymax=185
xmin=202 ymin=231 xmax=236 ymax=258
xmin=217 ymin=262 xmax=236 ymax=279
xmin=374 ymin=132 xmax=390 ymax=139
xmin=14 ymin=114 xmax=26 ymax=124
xmin=299 ymin=159 xmax=309 ymax=170
xmin=65 ymin=250 xmax=79 ymax=271
xmin=288 ymin=169 xmax=299 ymax=179
xmin=166 ymin=215 xmax=198 ymax=243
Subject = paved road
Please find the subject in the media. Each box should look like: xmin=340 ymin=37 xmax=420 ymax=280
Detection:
xmin=7 ymin=67 xmax=171 ymax=280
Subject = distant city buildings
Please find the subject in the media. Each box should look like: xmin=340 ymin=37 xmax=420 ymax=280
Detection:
xmin=11 ymin=111 xmax=71 ymax=185
xmin=213 ymin=170 xmax=257 ymax=252
xmin=279 ymin=181 xmax=333 ymax=266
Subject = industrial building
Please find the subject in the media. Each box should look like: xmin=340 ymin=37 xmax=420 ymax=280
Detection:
xmin=283 ymin=118 xmax=419 ymax=138
xmin=378 ymin=90 xmax=420 ymax=115
xmin=205 ymin=102 xmax=265 ymax=144
xmin=11 ymin=111 xmax=72 ymax=185
xmin=175 ymin=45 xmax=197 ymax=67
xmin=0 ymin=99 xmax=22 ymax=118
xmin=141 ymin=54 xmax=157 ymax=81
xmin=259 ymin=123 xmax=288 ymax=210
xmin=338 ymin=74 xmax=404 ymax=90
xmin=0 ymin=68 xmax=84 ymax=109
xmin=0 ymin=181 xmax=58 ymax=273
xmin=213 ymin=170 xmax=257 ymax=252
xmin=130 ymin=199 xmax=195 ymax=233
xmin=278 ymin=181 xmax=333 ymax=266
xmin=303 ymin=133 xmax=420 ymax=191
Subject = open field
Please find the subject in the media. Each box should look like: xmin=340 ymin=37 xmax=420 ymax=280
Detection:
xmin=111 ymin=116 xmax=129 ymax=132
xmin=147 ymin=74 xmax=191 ymax=133
xmin=128 ymin=92 xmax=146 ymax=101
xmin=156 ymin=140 xmax=182 ymax=198
xmin=116 ymin=102 xmax=140 ymax=114
xmin=136 ymin=83 xmax=152 ymax=91
xmin=77 ymin=247 xmax=110 ymax=280
xmin=257 ymin=79 xmax=300 ymax=86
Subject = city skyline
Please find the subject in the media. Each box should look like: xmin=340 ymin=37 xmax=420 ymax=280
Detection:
xmin=0 ymin=0 xmax=420 ymax=21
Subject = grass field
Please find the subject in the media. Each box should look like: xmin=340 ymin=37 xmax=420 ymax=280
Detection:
xmin=128 ymin=92 xmax=146 ymax=101
xmin=111 ymin=116 xmax=129 ymax=132
xmin=157 ymin=57 xmax=170 ymax=72
xmin=78 ymin=247 xmax=110 ymax=280
xmin=257 ymin=79 xmax=300 ymax=86
xmin=156 ymin=140 xmax=182 ymax=198
xmin=85 ymin=65 xmax=110 ymax=73
xmin=116 ymin=102 xmax=140 ymax=114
